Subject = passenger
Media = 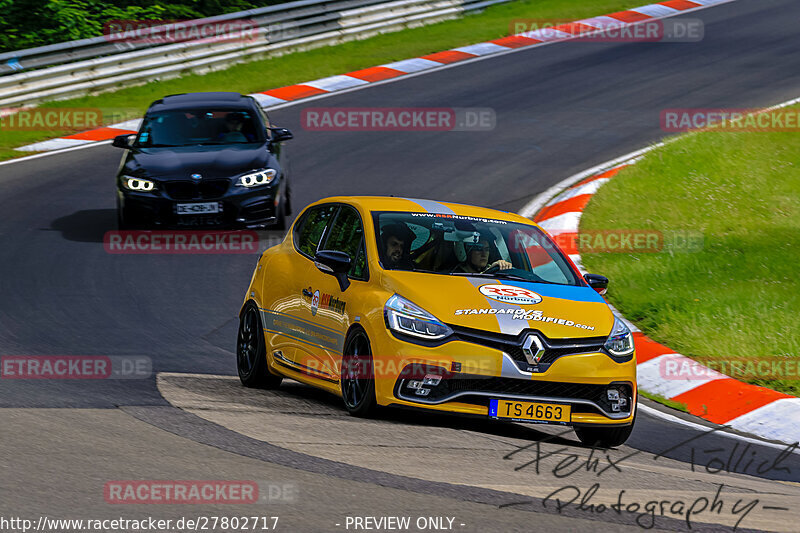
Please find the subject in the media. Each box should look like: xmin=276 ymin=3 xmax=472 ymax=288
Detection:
xmin=452 ymin=235 xmax=512 ymax=274
xmin=380 ymin=222 xmax=416 ymax=270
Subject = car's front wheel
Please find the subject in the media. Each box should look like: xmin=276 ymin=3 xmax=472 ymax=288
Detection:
xmin=574 ymin=419 xmax=634 ymax=448
xmin=340 ymin=329 xmax=377 ymax=417
xmin=237 ymin=302 xmax=282 ymax=389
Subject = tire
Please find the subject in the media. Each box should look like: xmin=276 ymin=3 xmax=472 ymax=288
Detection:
xmin=340 ymin=329 xmax=377 ymax=417
xmin=271 ymin=194 xmax=287 ymax=231
xmin=574 ymin=418 xmax=635 ymax=448
xmin=237 ymin=303 xmax=282 ymax=388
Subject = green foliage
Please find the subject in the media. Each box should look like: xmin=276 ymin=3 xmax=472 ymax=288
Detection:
xmin=0 ymin=0 xmax=291 ymax=53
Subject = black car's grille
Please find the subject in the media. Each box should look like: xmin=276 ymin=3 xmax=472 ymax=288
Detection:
xmin=164 ymin=179 xmax=230 ymax=200
xmin=449 ymin=324 xmax=607 ymax=370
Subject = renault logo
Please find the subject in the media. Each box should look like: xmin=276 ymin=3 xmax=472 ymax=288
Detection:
xmin=521 ymin=334 xmax=545 ymax=365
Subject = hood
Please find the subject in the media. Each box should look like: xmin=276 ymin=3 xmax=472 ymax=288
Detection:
xmin=382 ymin=272 xmax=614 ymax=339
xmin=124 ymin=144 xmax=274 ymax=180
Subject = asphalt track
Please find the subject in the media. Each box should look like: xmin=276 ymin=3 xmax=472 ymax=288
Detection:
xmin=1 ymin=0 xmax=800 ymax=531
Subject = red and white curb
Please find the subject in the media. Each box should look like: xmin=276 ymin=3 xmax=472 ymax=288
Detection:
xmin=16 ymin=0 xmax=731 ymax=152
xmin=521 ymin=141 xmax=800 ymax=447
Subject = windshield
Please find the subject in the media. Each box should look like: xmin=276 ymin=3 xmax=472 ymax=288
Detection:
xmin=373 ymin=211 xmax=583 ymax=286
xmin=135 ymin=109 xmax=265 ymax=147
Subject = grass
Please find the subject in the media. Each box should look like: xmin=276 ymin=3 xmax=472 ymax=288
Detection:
xmin=580 ymin=106 xmax=800 ymax=397
xmin=639 ymin=390 xmax=689 ymax=413
xmin=0 ymin=0 xmax=643 ymax=160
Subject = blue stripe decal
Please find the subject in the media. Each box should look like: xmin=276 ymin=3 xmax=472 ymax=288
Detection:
xmin=496 ymin=280 xmax=606 ymax=304
xmin=402 ymin=198 xmax=455 ymax=215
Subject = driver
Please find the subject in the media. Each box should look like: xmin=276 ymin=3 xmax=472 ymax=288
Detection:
xmin=452 ymin=234 xmax=512 ymax=274
xmin=380 ymin=222 xmax=416 ymax=269
xmin=218 ymin=112 xmax=255 ymax=142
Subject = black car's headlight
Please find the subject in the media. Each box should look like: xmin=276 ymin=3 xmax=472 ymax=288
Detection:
xmin=235 ymin=169 xmax=277 ymax=188
xmin=604 ymin=316 xmax=635 ymax=357
xmin=121 ymin=175 xmax=156 ymax=192
xmin=384 ymin=294 xmax=453 ymax=340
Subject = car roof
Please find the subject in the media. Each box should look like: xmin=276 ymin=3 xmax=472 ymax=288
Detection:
xmin=146 ymin=92 xmax=259 ymax=113
xmin=309 ymin=196 xmax=535 ymax=225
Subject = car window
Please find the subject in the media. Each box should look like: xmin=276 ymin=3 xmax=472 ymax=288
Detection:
xmin=321 ymin=206 xmax=368 ymax=280
xmin=136 ymin=109 xmax=265 ymax=147
xmin=372 ymin=211 xmax=582 ymax=286
xmin=295 ymin=205 xmax=338 ymax=258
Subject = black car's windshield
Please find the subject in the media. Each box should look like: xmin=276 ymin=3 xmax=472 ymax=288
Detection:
xmin=135 ymin=109 xmax=265 ymax=147
xmin=373 ymin=211 xmax=582 ymax=286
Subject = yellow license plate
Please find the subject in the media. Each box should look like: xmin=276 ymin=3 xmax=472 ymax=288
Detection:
xmin=490 ymin=399 xmax=571 ymax=423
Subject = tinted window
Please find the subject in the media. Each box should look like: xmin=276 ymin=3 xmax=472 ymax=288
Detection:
xmin=136 ymin=109 xmax=265 ymax=147
xmin=296 ymin=205 xmax=338 ymax=258
xmin=322 ymin=206 xmax=367 ymax=280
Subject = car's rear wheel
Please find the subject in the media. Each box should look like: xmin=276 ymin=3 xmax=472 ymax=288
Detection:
xmin=237 ymin=303 xmax=282 ymax=388
xmin=574 ymin=419 xmax=635 ymax=448
xmin=340 ymin=329 xmax=377 ymax=417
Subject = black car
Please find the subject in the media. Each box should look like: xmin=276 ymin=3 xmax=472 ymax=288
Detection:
xmin=113 ymin=92 xmax=293 ymax=229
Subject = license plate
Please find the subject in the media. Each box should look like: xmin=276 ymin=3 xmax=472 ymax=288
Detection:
xmin=489 ymin=399 xmax=571 ymax=423
xmin=176 ymin=202 xmax=219 ymax=215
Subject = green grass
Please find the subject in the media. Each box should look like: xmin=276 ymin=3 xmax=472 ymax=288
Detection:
xmin=639 ymin=390 xmax=689 ymax=413
xmin=0 ymin=0 xmax=642 ymax=160
xmin=581 ymin=106 xmax=800 ymax=397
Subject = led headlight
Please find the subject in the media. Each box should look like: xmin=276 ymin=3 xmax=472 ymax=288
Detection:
xmin=384 ymin=294 xmax=453 ymax=340
xmin=235 ymin=169 xmax=277 ymax=188
xmin=122 ymin=175 xmax=156 ymax=192
xmin=604 ymin=316 xmax=635 ymax=357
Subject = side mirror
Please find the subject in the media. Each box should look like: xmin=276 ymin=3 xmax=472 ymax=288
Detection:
xmin=584 ymin=273 xmax=609 ymax=295
xmin=314 ymin=250 xmax=351 ymax=291
xmin=112 ymin=134 xmax=135 ymax=148
xmin=270 ymin=127 xmax=293 ymax=142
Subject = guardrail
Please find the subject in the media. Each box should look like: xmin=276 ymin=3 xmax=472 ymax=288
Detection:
xmin=0 ymin=0 xmax=510 ymax=109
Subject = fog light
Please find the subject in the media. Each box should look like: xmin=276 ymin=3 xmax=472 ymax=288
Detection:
xmin=619 ymin=397 xmax=628 ymax=407
xmin=415 ymin=388 xmax=431 ymax=396
xmin=407 ymin=380 xmax=421 ymax=390
xmin=611 ymin=403 xmax=621 ymax=412
xmin=422 ymin=374 xmax=441 ymax=386
xmin=607 ymin=389 xmax=620 ymax=401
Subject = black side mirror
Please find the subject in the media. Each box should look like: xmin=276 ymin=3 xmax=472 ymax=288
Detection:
xmin=584 ymin=273 xmax=609 ymax=295
xmin=314 ymin=250 xmax=351 ymax=291
xmin=270 ymin=127 xmax=293 ymax=142
xmin=112 ymin=134 xmax=135 ymax=148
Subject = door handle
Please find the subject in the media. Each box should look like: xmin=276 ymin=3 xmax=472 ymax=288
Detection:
xmin=302 ymin=288 xmax=313 ymax=297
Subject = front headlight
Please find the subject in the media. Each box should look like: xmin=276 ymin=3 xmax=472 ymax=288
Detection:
xmin=384 ymin=294 xmax=453 ymax=340
xmin=235 ymin=168 xmax=277 ymax=188
xmin=122 ymin=175 xmax=156 ymax=192
xmin=604 ymin=316 xmax=635 ymax=357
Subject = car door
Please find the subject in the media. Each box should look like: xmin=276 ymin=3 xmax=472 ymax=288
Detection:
xmin=296 ymin=204 xmax=368 ymax=380
xmin=266 ymin=203 xmax=339 ymax=379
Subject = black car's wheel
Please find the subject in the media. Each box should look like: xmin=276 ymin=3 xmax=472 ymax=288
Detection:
xmin=237 ymin=303 xmax=282 ymax=388
xmin=340 ymin=329 xmax=377 ymax=417
xmin=272 ymin=196 xmax=287 ymax=231
xmin=574 ymin=418 xmax=635 ymax=448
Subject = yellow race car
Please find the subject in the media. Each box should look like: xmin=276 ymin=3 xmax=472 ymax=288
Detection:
xmin=237 ymin=196 xmax=636 ymax=446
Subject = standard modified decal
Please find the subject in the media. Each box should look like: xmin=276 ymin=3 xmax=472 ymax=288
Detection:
xmin=479 ymin=284 xmax=542 ymax=305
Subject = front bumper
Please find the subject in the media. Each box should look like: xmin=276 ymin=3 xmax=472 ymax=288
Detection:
xmin=370 ymin=330 xmax=637 ymax=427
xmin=117 ymin=180 xmax=280 ymax=228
